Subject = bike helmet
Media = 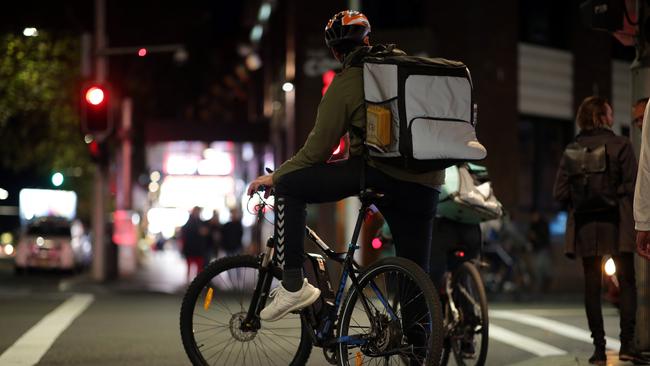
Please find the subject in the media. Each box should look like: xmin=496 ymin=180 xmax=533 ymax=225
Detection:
xmin=324 ymin=10 xmax=371 ymax=48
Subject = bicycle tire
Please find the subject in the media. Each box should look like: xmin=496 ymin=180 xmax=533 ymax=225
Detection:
xmin=180 ymin=255 xmax=313 ymax=366
xmin=337 ymin=256 xmax=444 ymax=366
xmin=442 ymin=261 xmax=489 ymax=366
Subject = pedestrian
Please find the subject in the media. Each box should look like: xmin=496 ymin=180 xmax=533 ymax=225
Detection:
xmin=527 ymin=210 xmax=553 ymax=293
xmin=205 ymin=210 xmax=222 ymax=263
xmin=634 ymin=98 xmax=650 ymax=260
xmin=180 ymin=206 xmax=208 ymax=283
xmin=553 ymin=96 xmax=647 ymax=365
xmin=632 ymin=97 xmax=648 ymax=131
xmin=221 ymin=209 xmax=243 ymax=257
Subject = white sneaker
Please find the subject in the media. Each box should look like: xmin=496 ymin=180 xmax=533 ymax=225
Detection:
xmin=260 ymin=279 xmax=321 ymax=322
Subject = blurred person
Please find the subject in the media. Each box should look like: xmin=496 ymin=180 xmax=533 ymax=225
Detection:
xmin=632 ymin=97 xmax=648 ymax=131
xmin=554 ymin=96 xmax=647 ymax=365
xmin=634 ymin=98 xmax=650 ymax=260
xmin=180 ymin=206 xmax=209 ymax=283
xmin=205 ymin=210 xmax=222 ymax=263
xmin=247 ymin=10 xmax=443 ymax=324
xmin=527 ymin=210 xmax=553 ymax=293
xmin=221 ymin=209 xmax=243 ymax=257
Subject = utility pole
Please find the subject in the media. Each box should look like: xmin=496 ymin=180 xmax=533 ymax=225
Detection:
xmin=91 ymin=0 xmax=109 ymax=282
xmin=631 ymin=0 xmax=650 ymax=352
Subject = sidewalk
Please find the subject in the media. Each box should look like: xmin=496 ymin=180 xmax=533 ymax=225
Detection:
xmin=59 ymin=249 xmax=189 ymax=295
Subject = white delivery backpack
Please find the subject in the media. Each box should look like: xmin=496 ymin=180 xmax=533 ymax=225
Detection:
xmin=362 ymin=53 xmax=487 ymax=172
xmin=437 ymin=164 xmax=503 ymax=224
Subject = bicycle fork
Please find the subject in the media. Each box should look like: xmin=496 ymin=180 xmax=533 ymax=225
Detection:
xmin=444 ymin=273 xmax=461 ymax=330
xmin=241 ymin=237 xmax=276 ymax=332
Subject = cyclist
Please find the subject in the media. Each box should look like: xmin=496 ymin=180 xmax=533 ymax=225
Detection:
xmin=247 ymin=10 xmax=444 ymax=322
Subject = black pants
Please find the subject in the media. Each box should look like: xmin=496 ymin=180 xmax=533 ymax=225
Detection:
xmin=274 ymin=157 xmax=439 ymax=274
xmin=430 ymin=217 xmax=482 ymax=288
xmin=582 ymin=253 xmax=637 ymax=347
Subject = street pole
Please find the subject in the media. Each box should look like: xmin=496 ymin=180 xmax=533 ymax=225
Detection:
xmin=117 ymin=98 xmax=137 ymax=277
xmin=91 ymin=0 xmax=109 ymax=282
xmin=631 ymin=0 xmax=650 ymax=352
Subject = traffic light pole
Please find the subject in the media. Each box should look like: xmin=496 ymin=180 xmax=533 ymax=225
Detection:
xmin=91 ymin=0 xmax=109 ymax=282
xmin=631 ymin=0 xmax=650 ymax=352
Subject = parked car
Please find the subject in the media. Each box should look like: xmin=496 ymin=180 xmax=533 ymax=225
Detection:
xmin=14 ymin=218 xmax=91 ymax=273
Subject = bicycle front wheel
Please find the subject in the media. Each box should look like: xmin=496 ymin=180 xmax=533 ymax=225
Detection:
xmin=445 ymin=261 xmax=489 ymax=366
xmin=179 ymin=255 xmax=312 ymax=366
xmin=337 ymin=257 xmax=443 ymax=366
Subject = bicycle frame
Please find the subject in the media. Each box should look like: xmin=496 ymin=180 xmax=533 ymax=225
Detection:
xmin=241 ymin=194 xmax=398 ymax=349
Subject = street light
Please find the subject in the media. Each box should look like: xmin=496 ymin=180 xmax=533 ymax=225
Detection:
xmin=23 ymin=27 xmax=38 ymax=37
xmin=282 ymin=82 xmax=294 ymax=92
xmin=0 ymin=188 xmax=8 ymax=200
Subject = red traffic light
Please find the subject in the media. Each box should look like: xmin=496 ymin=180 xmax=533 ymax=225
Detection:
xmin=138 ymin=48 xmax=147 ymax=57
xmin=80 ymin=82 xmax=112 ymax=139
xmin=85 ymin=86 xmax=105 ymax=106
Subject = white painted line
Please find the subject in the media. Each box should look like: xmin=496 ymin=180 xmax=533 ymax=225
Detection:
xmin=490 ymin=324 xmax=567 ymax=357
xmin=0 ymin=294 xmax=94 ymax=366
xmin=491 ymin=310 xmax=620 ymax=351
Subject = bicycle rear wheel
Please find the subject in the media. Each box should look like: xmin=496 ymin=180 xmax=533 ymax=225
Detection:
xmin=444 ymin=261 xmax=489 ymax=366
xmin=179 ymin=255 xmax=312 ymax=366
xmin=337 ymin=257 xmax=443 ymax=365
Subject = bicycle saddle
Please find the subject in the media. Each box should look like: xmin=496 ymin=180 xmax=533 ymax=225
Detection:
xmin=359 ymin=188 xmax=385 ymax=204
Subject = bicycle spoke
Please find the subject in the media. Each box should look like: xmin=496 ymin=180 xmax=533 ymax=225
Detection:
xmin=183 ymin=259 xmax=306 ymax=366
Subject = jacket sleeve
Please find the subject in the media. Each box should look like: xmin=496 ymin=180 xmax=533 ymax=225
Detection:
xmin=635 ymin=103 xmax=650 ymax=230
xmin=553 ymin=153 xmax=570 ymax=206
xmin=272 ymin=71 xmax=352 ymax=184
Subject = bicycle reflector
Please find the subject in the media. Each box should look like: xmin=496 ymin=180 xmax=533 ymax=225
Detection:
xmin=204 ymin=287 xmax=214 ymax=310
xmin=371 ymin=237 xmax=383 ymax=250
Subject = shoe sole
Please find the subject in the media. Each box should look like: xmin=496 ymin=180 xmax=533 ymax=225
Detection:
xmin=261 ymin=288 xmax=321 ymax=322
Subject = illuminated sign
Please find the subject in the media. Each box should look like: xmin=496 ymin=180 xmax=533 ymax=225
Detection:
xmin=158 ymin=176 xmax=235 ymax=209
xmin=19 ymin=189 xmax=77 ymax=221
xmin=163 ymin=151 xmax=234 ymax=176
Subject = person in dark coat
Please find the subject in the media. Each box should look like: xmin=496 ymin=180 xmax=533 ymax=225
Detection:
xmin=221 ymin=209 xmax=243 ymax=257
xmin=181 ymin=206 xmax=208 ymax=283
xmin=553 ymin=96 xmax=646 ymax=365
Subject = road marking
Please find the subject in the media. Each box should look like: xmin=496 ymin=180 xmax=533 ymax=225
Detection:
xmin=490 ymin=324 xmax=567 ymax=356
xmin=491 ymin=310 xmax=620 ymax=351
xmin=0 ymin=293 xmax=94 ymax=366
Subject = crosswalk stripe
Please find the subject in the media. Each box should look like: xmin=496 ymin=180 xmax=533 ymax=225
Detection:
xmin=0 ymin=293 xmax=94 ymax=365
xmin=490 ymin=310 xmax=621 ymax=351
xmin=490 ymin=324 xmax=567 ymax=357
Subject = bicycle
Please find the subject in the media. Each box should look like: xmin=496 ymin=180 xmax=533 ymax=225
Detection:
xmin=440 ymin=247 xmax=489 ymax=366
xmin=179 ymin=188 xmax=444 ymax=365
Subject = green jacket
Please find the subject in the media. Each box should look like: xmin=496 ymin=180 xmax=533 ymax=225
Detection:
xmin=273 ymin=45 xmax=445 ymax=188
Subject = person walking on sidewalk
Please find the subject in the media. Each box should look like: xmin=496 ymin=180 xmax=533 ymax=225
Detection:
xmin=180 ymin=207 xmax=209 ymax=283
xmin=634 ymin=98 xmax=650 ymax=260
xmin=554 ymin=96 xmax=648 ymax=365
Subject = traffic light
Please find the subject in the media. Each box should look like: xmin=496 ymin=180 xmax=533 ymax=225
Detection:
xmin=87 ymin=139 xmax=109 ymax=165
xmin=80 ymin=83 xmax=113 ymax=139
xmin=51 ymin=172 xmax=64 ymax=187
